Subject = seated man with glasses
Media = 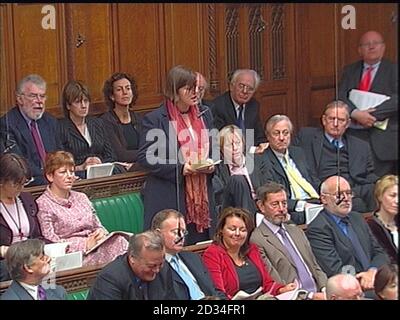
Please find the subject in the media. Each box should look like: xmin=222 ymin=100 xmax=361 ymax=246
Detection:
xmin=259 ymin=114 xmax=321 ymax=224
xmin=151 ymin=209 xmax=226 ymax=300
xmin=306 ymin=175 xmax=389 ymax=298
xmin=0 ymin=74 xmax=61 ymax=186
xmin=338 ymin=30 xmax=398 ymax=177
xmin=87 ymin=231 xmax=177 ymax=300
xmin=211 ymin=69 xmax=267 ymax=153
xmin=294 ymin=100 xmax=379 ymax=213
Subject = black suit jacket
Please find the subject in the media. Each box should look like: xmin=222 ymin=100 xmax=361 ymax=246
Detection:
xmin=306 ymin=210 xmax=389 ymax=277
xmin=258 ymin=146 xmax=321 ymax=212
xmin=0 ymin=107 xmax=61 ymax=185
xmin=293 ymin=127 xmax=379 ymax=186
xmin=168 ymin=252 xmax=226 ymax=300
xmin=211 ymin=91 xmax=266 ymax=145
xmin=58 ymin=116 xmax=117 ymax=167
xmin=87 ymin=253 xmax=177 ymax=300
xmin=0 ymin=281 xmax=66 ymax=300
xmin=338 ymin=59 xmax=398 ymax=161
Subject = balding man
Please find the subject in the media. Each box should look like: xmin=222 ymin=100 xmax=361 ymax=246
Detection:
xmin=338 ymin=31 xmax=398 ymax=176
xmin=325 ymin=274 xmax=364 ymax=300
xmin=306 ymin=176 xmax=389 ymax=294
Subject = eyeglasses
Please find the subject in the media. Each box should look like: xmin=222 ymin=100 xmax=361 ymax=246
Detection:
xmin=324 ymin=116 xmax=349 ymax=125
xmin=10 ymin=177 xmax=34 ymax=187
xmin=237 ymin=83 xmax=255 ymax=93
xmin=359 ymin=41 xmax=384 ymax=48
xmin=20 ymin=93 xmax=47 ymax=101
xmin=270 ymin=130 xmax=290 ymax=138
xmin=323 ymin=190 xmax=355 ymax=198
xmin=171 ymin=228 xmax=188 ymax=237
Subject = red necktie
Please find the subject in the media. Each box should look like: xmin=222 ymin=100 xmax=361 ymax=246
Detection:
xmin=30 ymin=121 xmax=47 ymax=164
xmin=358 ymin=66 xmax=373 ymax=91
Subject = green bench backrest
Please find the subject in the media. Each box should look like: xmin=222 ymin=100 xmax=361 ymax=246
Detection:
xmin=67 ymin=289 xmax=89 ymax=300
xmin=91 ymin=192 xmax=144 ymax=234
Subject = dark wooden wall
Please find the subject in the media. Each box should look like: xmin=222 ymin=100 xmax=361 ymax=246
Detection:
xmin=1 ymin=3 xmax=397 ymax=131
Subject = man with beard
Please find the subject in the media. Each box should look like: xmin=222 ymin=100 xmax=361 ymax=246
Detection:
xmin=0 ymin=74 xmax=61 ymax=186
xmin=250 ymin=182 xmax=327 ymax=300
xmin=306 ymin=176 xmax=389 ymax=295
xmin=1 ymin=239 xmax=66 ymax=300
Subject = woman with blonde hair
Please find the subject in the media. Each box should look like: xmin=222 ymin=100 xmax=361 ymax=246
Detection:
xmin=365 ymin=175 xmax=398 ymax=263
xmin=36 ymin=151 xmax=128 ymax=266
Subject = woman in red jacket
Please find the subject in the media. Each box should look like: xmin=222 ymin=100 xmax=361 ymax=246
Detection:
xmin=202 ymin=207 xmax=295 ymax=299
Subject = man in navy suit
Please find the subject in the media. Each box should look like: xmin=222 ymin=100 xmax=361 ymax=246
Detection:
xmin=211 ymin=69 xmax=267 ymax=152
xmin=339 ymin=31 xmax=398 ymax=176
xmin=88 ymin=230 xmax=176 ymax=300
xmin=1 ymin=239 xmax=66 ymax=300
xmin=306 ymin=176 xmax=389 ymax=296
xmin=294 ymin=101 xmax=379 ymax=213
xmin=151 ymin=209 xmax=226 ymax=300
xmin=0 ymin=74 xmax=61 ymax=186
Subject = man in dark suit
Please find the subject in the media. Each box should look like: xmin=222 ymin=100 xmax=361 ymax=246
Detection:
xmin=151 ymin=209 xmax=226 ymax=300
xmin=260 ymin=115 xmax=321 ymax=224
xmin=339 ymin=30 xmax=398 ymax=176
xmin=1 ymin=239 xmax=66 ymax=300
xmin=306 ymin=176 xmax=389 ymax=295
xmin=211 ymin=69 xmax=267 ymax=152
xmin=87 ymin=230 xmax=176 ymax=300
xmin=250 ymin=182 xmax=327 ymax=300
xmin=0 ymin=74 xmax=61 ymax=186
xmin=294 ymin=101 xmax=379 ymax=212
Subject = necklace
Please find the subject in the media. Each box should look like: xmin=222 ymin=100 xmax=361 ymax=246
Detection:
xmin=0 ymin=199 xmax=23 ymax=239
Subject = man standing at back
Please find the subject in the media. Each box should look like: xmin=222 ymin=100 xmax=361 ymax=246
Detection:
xmin=339 ymin=31 xmax=398 ymax=176
xmin=0 ymin=74 xmax=61 ymax=185
xmin=211 ymin=69 xmax=267 ymax=152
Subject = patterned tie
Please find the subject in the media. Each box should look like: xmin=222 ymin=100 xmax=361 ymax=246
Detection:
xmin=278 ymin=227 xmax=317 ymax=292
xmin=38 ymin=285 xmax=47 ymax=300
xmin=340 ymin=217 xmax=370 ymax=270
xmin=170 ymin=255 xmax=204 ymax=300
xmin=30 ymin=121 xmax=47 ymax=164
xmin=358 ymin=66 xmax=373 ymax=91
xmin=236 ymin=105 xmax=245 ymax=133
xmin=331 ymin=139 xmax=340 ymax=149
xmin=283 ymin=154 xmax=319 ymax=199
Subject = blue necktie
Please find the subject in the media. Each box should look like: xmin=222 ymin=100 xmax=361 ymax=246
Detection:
xmin=340 ymin=217 xmax=370 ymax=270
xmin=237 ymin=105 xmax=245 ymax=133
xmin=278 ymin=227 xmax=317 ymax=292
xmin=170 ymin=255 xmax=204 ymax=300
xmin=332 ymin=139 xmax=340 ymax=149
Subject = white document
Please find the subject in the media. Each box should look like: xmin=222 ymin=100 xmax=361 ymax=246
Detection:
xmin=44 ymin=242 xmax=82 ymax=272
xmin=274 ymin=279 xmax=308 ymax=300
xmin=232 ymin=286 xmax=262 ymax=300
xmin=44 ymin=242 xmax=70 ymax=257
xmin=191 ymin=159 xmax=222 ymax=170
xmin=349 ymin=89 xmax=390 ymax=111
xmin=86 ymin=162 xmax=115 ymax=179
xmin=305 ymin=204 xmax=323 ymax=225
xmin=85 ymin=231 xmax=133 ymax=255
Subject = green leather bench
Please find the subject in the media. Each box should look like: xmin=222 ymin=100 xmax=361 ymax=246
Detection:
xmin=66 ymin=192 xmax=144 ymax=300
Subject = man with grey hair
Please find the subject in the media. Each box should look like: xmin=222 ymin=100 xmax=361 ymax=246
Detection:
xmin=306 ymin=175 xmax=389 ymax=298
xmin=88 ymin=230 xmax=176 ymax=300
xmin=211 ymin=69 xmax=267 ymax=151
xmin=0 ymin=74 xmax=61 ymax=186
xmin=294 ymin=100 xmax=379 ymax=213
xmin=325 ymin=274 xmax=364 ymax=300
xmin=151 ymin=209 xmax=226 ymax=300
xmin=259 ymin=114 xmax=321 ymax=224
xmin=1 ymin=239 xmax=66 ymax=300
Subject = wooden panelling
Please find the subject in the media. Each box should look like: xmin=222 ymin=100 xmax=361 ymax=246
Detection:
xmin=309 ymin=88 xmax=335 ymax=127
xmin=0 ymin=4 xmax=12 ymax=115
xmin=164 ymin=4 xmax=205 ymax=72
xmin=11 ymin=3 xmax=66 ymax=115
xmin=66 ymin=3 xmax=113 ymax=112
xmin=258 ymin=93 xmax=288 ymax=126
xmin=115 ymin=4 xmax=166 ymax=112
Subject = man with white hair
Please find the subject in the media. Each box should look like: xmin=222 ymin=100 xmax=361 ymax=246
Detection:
xmin=0 ymin=74 xmax=61 ymax=185
xmin=325 ymin=273 xmax=364 ymax=300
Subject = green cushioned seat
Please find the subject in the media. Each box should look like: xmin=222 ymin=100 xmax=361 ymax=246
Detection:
xmin=67 ymin=289 xmax=89 ymax=300
xmin=91 ymin=192 xmax=144 ymax=234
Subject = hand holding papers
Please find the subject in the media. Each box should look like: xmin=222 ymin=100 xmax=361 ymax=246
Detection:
xmin=349 ymin=89 xmax=390 ymax=130
xmin=232 ymin=286 xmax=263 ymax=300
xmin=191 ymin=159 xmax=221 ymax=171
xmin=85 ymin=231 xmax=133 ymax=255
xmin=86 ymin=162 xmax=114 ymax=179
xmin=44 ymin=242 xmax=82 ymax=272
